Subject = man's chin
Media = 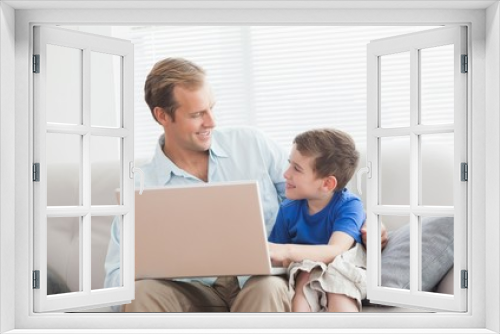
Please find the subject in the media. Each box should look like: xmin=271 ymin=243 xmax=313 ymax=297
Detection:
xmin=197 ymin=140 xmax=212 ymax=152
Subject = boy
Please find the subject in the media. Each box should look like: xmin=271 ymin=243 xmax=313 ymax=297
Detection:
xmin=268 ymin=128 xmax=366 ymax=312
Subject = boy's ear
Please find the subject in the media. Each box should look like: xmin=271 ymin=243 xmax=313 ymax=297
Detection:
xmin=323 ymin=175 xmax=338 ymax=192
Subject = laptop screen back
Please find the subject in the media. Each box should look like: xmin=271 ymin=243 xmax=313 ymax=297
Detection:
xmin=134 ymin=181 xmax=273 ymax=279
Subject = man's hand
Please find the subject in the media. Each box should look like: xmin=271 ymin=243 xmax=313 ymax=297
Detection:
xmin=361 ymin=221 xmax=388 ymax=250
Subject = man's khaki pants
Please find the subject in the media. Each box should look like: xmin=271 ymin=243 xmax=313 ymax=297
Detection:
xmin=122 ymin=275 xmax=291 ymax=312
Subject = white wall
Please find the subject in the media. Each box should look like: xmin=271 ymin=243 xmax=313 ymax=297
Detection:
xmin=485 ymin=3 xmax=500 ymax=333
xmin=0 ymin=2 xmax=16 ymax=333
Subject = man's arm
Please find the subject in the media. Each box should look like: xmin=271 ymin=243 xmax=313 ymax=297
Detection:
xmin=258 ymin=129 xmax=288 ymax=202
xmin=103 ymin=216 xmax=121 ymax=289
xmin=360 ymin=221 xmax=389 ymax=250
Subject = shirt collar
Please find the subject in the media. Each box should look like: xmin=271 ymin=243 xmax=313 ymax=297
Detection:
xmin=209 ymin=133 xmax=229 ymax=158
xmin=152 ymin=132 xmax=229 ymax=185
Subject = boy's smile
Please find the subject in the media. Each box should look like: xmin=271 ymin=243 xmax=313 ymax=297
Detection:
xmin=284 ymin=144 xmax=337 ymax=215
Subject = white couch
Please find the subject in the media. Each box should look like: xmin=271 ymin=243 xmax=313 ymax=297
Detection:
xmin=46 ymin=141 xmax=453 ymax=312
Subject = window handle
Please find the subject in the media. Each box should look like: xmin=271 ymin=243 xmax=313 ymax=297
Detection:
xmin=129 ymin=162 xmax=145 ymax=195
xmin=356 ymin=162 xmax=371 ymax=195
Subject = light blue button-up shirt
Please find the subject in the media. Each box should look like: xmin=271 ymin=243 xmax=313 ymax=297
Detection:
xmin=104 ymin=127 xmax=288 ymax=302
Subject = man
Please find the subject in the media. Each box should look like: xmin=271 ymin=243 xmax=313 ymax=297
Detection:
xmin=104 ymin=57 xmax=387 ymax=312
xmin=104 ymin=58 xmax=291 ymax=312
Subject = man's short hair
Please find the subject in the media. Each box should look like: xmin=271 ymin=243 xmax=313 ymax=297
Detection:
xmin=144 ymin=58 xmax=206 ymax=122
xmin=294 ymin=128 xmax=359 ymax=190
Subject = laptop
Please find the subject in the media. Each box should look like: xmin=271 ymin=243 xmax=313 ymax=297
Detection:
xmin=133 ymin=181 xmax=286 ymax=279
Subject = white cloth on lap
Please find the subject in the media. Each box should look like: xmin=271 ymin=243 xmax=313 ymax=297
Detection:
xmin=288 ymin=244 xmax=367 ymax=312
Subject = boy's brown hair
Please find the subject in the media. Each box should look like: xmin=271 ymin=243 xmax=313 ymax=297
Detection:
xmin=294 ymin=128 xmax=359 ymax=190
xmin=144 ymin=57 xmax=206 ymax=123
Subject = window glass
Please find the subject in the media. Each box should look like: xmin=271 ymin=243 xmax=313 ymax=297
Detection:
xmin=46 ymin=133 xmax=81 ymax=206
xmin=380 ymin=51 xmax=411 ymax=128
xmin=380 ymin=136 xmax=410 ymax=205
xmin=91 ymin=52 xmax=122 ymax=128
xmin=420 ymin=45 xmax=454 ymax=125
xmin=91 ymin=216 xmax=120 ymax=290
xmin=420 ymin=133 xmax=454 ymax=206
xmin=46 ymin=44 xmax=82 ymax=125
xmin=381 ymin=214 xmax=411 ymax=291
xmin=419 ymin=216 xmax=454 ymax=294
xmin=90 ymin=136 xmax=121 ymax=206
xmin=47 ymin=217 xmax=81 ymax=294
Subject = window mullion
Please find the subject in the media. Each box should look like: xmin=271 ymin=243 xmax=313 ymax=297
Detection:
xmin=409 ymin=47 xmax=420 ymax=295
xmin=82 ymin=47 xmax=92 ymax=294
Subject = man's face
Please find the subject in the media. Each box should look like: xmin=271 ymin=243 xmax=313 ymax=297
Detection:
xmin=283 ymin=144 xmax=325 ymax=200
xmin=165 ymin=83 xmax=216 ymax=153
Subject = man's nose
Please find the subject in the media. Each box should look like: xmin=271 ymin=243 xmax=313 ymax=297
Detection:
xmin=203 ymin=110 xmax=216 ymax=127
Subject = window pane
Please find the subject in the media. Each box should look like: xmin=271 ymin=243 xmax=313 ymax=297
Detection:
xmin=420 ymin=45 xmax=454 ymax=125
xmin=91 ymin=52 xmax=122 ymax=128
xmin=46 ymin=44 xmax=82 ymax=125
xmin=91 ymin=216 xmax=117 ymax=290
xmin=47 ymin=217 xmax=81 ymax=294
xmin=90 ymin=136 xmax=121 ymax=206
xmin=380 ymin=215 xmax=410 ymax=290
xmin=380 ymin=136 xmax=410 ymax=205
xmin=420 ymin=133 xmax=454 ymax=206
xmin=420 ymin=216 xmax=454 ymax=294
xmin=47 ymin=133 xmax=81 ymax=206
xmin=380 ymin=52 xmax=410 ymax=128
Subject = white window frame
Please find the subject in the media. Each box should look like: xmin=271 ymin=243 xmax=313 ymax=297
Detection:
xmin=32 ymin=25 xmax=135 ymax=312
xmin=1 ymin=2 xmax=499 ymax=333
xmin=366 ymin=26 xmax=468 ymax=312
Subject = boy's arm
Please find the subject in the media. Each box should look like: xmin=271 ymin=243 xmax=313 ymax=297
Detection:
xmin=268 ymin=231 xmax=355 ymax=265
xmin=361 ymin=221 xmax=389 ymax=250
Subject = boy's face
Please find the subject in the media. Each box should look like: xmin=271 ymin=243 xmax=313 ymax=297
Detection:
xmin=284 ymin=144 xmax=328 ymax=200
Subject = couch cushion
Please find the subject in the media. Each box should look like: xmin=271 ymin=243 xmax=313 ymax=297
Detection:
xmin=381 ymin=216 xmax=454 ymax=292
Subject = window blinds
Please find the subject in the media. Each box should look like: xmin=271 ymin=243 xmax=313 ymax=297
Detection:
xmin=111 ymin=26 xmax=437 ymax=160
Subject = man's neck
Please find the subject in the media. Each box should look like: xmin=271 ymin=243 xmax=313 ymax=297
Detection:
xmin=163 ymin=144 xmax=210 ymax=182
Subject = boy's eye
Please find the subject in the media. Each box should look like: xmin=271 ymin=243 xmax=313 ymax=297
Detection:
xmin=288 ymin=159 xmax=302 ymax=173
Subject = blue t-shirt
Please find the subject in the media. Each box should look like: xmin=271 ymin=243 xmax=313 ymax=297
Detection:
xmin=268 ymin=188 xmax=365 ymax=245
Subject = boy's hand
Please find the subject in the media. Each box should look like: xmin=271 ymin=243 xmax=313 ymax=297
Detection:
xmin=268 ymin=242 xmax=291 ymax=268
xmin=361 ymin=222 xmax=388 ymax=250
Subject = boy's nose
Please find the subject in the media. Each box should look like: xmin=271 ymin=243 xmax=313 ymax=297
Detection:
xmin=283 ymin=167 xmax=291 ymax=180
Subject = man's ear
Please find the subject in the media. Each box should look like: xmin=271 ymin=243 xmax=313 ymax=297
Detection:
xmin=153 ymin=107 xmax=172 ymax=126
xmin=323 ymin=175 xmax=338 ymax=192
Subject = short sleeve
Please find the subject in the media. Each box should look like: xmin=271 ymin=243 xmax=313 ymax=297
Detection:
xmin=268 ymin=206 xmax=290 ymax=244
xmin=331 ymin=197 xmax=365 ymax=244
